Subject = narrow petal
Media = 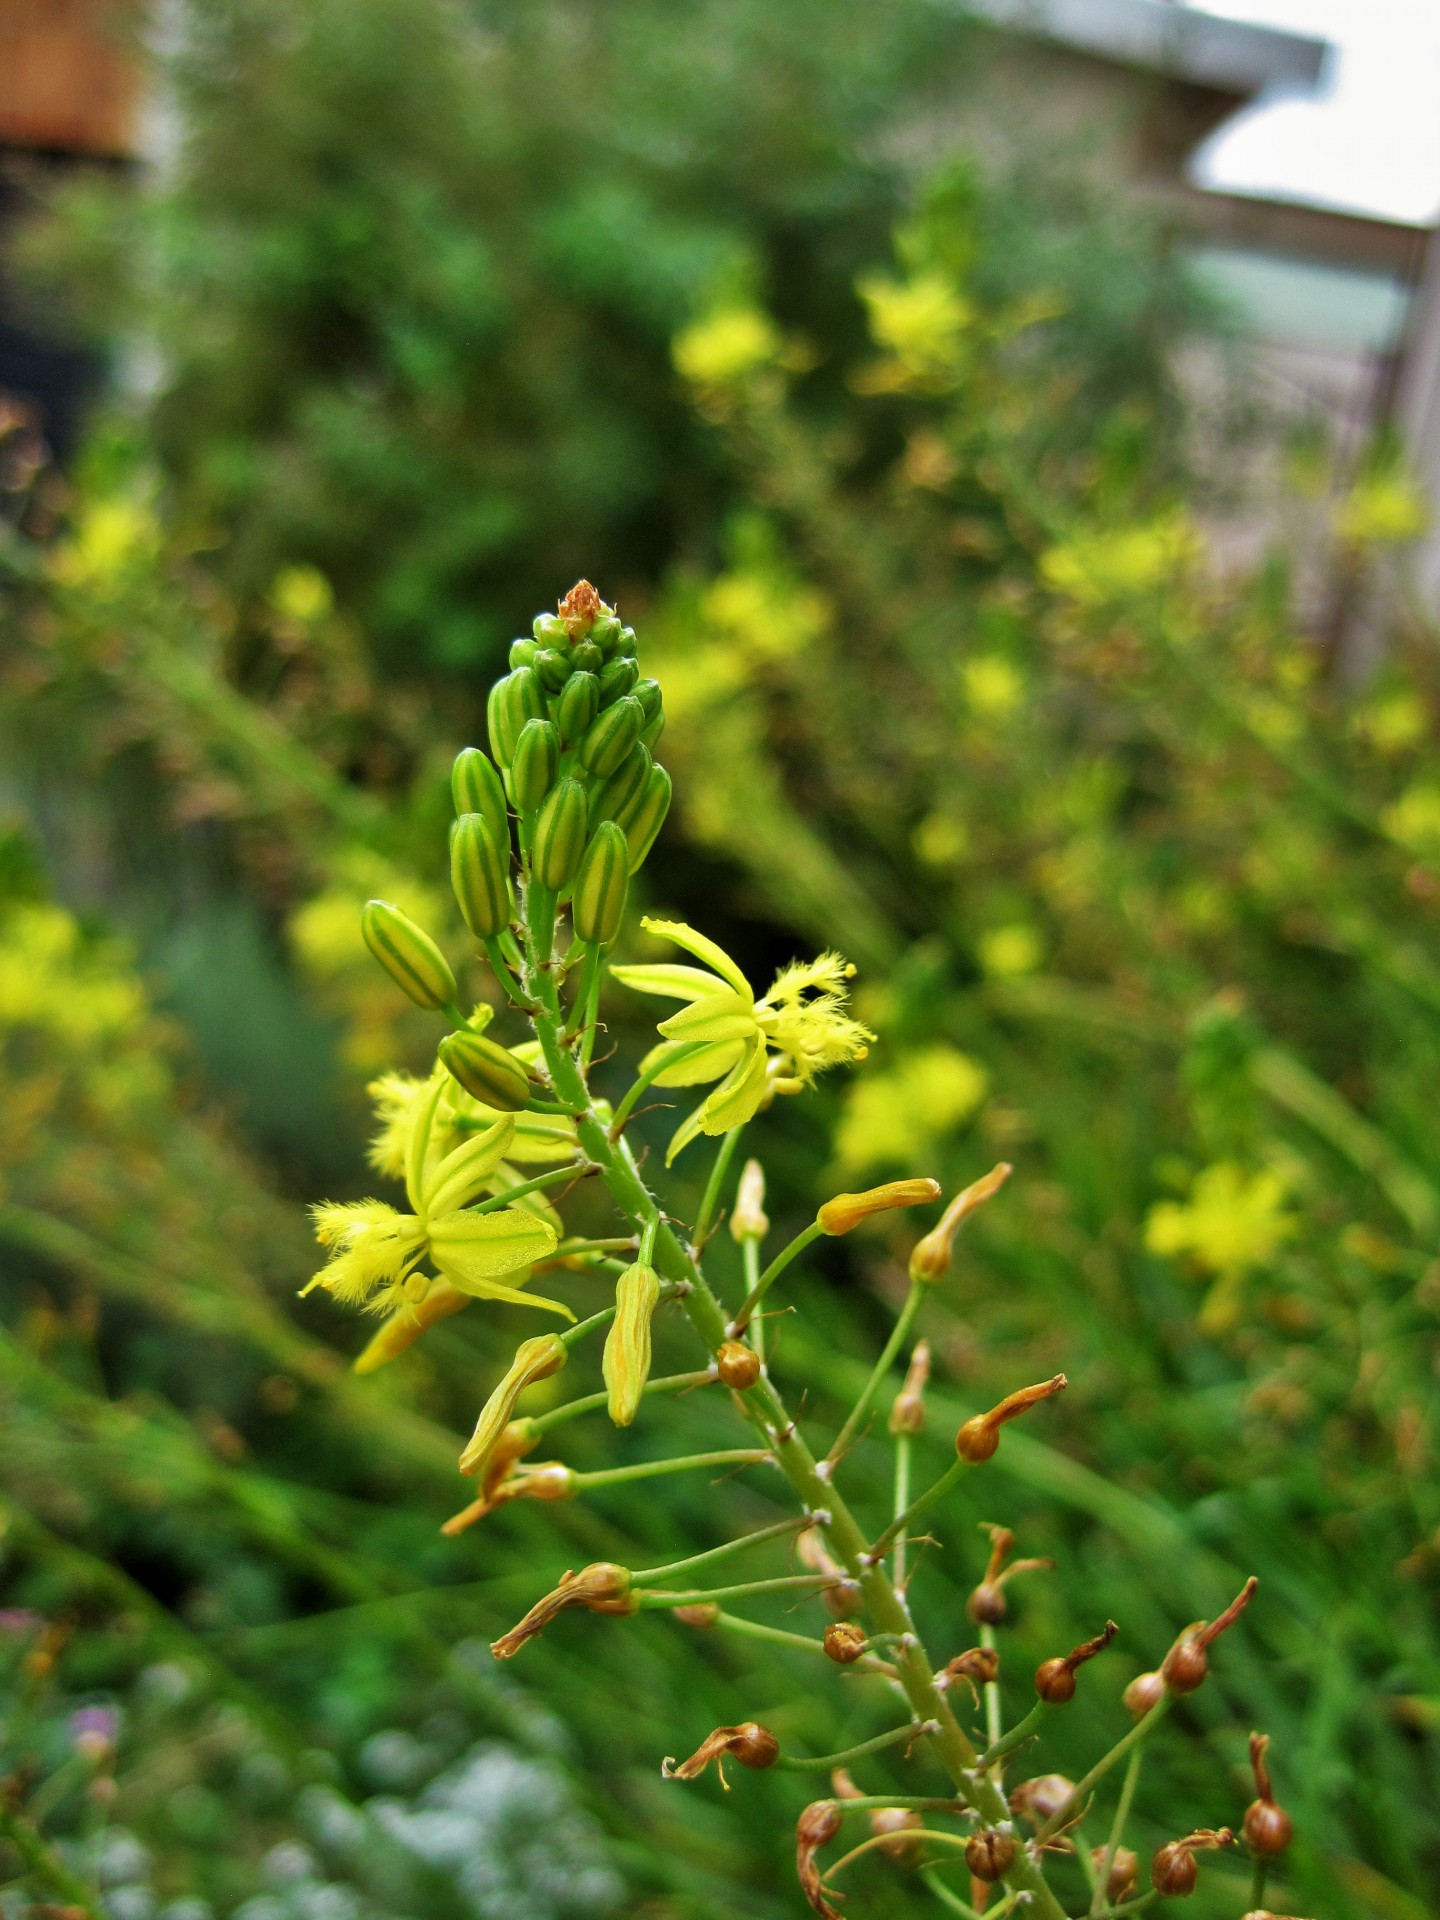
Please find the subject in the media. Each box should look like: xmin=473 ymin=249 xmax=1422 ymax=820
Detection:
xmin=405 ymin=1072 xmax=448 ymax=1214
xmin=429 ymin=1207 xmax=559 ymax=1288
xmin=422 ymin=1113 xmax=518 ymax=1214
xmin=639 ymin=1037 xmax=746 ymax=1088
xmin=609 ymin=962 xmax=732 ymax=1003
xmin=658 ymin=992 xmax=757 ymax=1046
xmin=506 ymin=1112 xmax=578 ymax=1164
xmin=700 ymin=1037 xmax=770 ymax=1135
xmin=637 ymin=917 xmax=753 ymax=1000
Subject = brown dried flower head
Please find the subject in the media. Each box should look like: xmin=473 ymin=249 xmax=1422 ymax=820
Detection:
xmin=956 ymin=1374 xmax=1067 ymax=1463
xmin=1034 ymin=1619 xmax=1118 ymax=1704
xmin=558 ymin=578 xmax=603 ymax=636
xmin=818 ymin=1177 xmax=941 ymax=1236
xmin=1161 ymin=1577 xmax=1258 ymax=1695
xmin=796 ymin=1799 xmax=844 ymax=1919
xmin=1151 ymin=1829 xmax=1235 ymax=1897
xmin=1242 ymin=1732 xmax=1293 ymax=1856
xmin=966 ymin=1523 xmax=1054 ymax=1625
xmin=909 ymin=1162 xmax=1012 ymax=1282
xmin=1092 ymin=1845 xmax=1139 ymax=1902
xmin=663 ymin=1721 xmax=779 ymax=1784
xmin=943 ymin=1645 xmax=1000 ymax=1693
xmin=490 ymin=1561 xmax=634 ymax=1660
xmin=965 ymin=1829 xmax=1016 ymax=1881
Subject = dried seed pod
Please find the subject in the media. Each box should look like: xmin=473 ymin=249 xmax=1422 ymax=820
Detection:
xmin=817 ymin=1177 xmax=941 ymax=1235
xmin=1123 ymin=1669 xmax=1167 ymax=1718
xmin=889 ymin=1339 xmax=931 ymax=1436
xmin=909 ymin=1162 xmax=1012 ymax=1282
xmin=1091 ymin=1845 xmax=1139 ymax=1902
xmin=729 ymin=1158 xmax=769 ymax=1242
xmin=796 ymin=1801 xmax=844 ymax=1920
xmin=823 ymin=1622 xmax=867 ymax=1664
xmin=1009 ymin=1774 xmax=1075 ymax=1828
xmin=956 ymin=1375 xmax=1067 ymax=1463
xmin=1151 ymin=1830 xmax=1234 ymax=1897
xmin=490 ymin=1561 xmax=635 ymax=1660
xmin=716 ymin=1339 xmax=761 ymax=1390
xmin=1242 ymin=1732 xmax=1293 ymax=1857
xmin=967 ymin=1580 xmax=1007 ymax=1625
xmin=663 ymin=1721 xmax=779 ymax=1783
xmin=672 ymin=1603 xmax=719 ymax=1629
xmin=965 ymin=1829 xmax=1015 ymax=1881
xmin=1161 ymin=1578 xmax=1258 ymax=1696
xmin=871 ymin=1806 xmax=923 ymax=1860
xmin=1034 ymin=1620 xmax=1118 ymax=1703
xmin=943 ymin=1645 xmax=1000 ymax=1688
xmin=966 ymin=1523 xmax=1053 ymax=1624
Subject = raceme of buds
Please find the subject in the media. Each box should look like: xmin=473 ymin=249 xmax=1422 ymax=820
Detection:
xmin=965 ymin=1829 xmax=1016 ymax=1881
xmin=603 ymin=1261 xmax=661 ymax=1426
xmin=869 ymin=1806 xmax=923 ymax=1860
xmin=823 ymin=1621 xmax=867 ymax=1664
xmin=1161 ymin=1577 xmax=1259 ymax=1695
xmin=532 ymin=777 xmax=589 ymax=890
xmin=451 ymin=812 xmax=512 ymax=940
xmin=1010 ymin=1774 xmax=1075 ymax=1828
xmin=1092 ymin=1845 xmax=1139 ymax=1902
xmin=1151 ymin=1830 xmax=1234 ymax=1897
xmin=888 ymin=1338 xmax=931 ymax=1436
xmin=816 ymin=1177 xmax=941 ymax=1235
xmin=572 ymin=821 xmax=630 ymax=945
xmin=729 ymin=1158 xmax=770 ymax=1242
xmin=716 ymin=1339 xmax=761 ymax=1389
xmin=663 ymin=1721 xmax=779 ymax=1783
xmin=352 ymin=1277 xmax=469 ymax=1373
xmin=1242 ymin=1732 xmax=1293 ymax=1856
xmin=956 ymin=1374 xmax=1067 ymax=1463
xmin=490 ymin=1561 xmax=635 ymax=1659
xmin=439 ymin=1029 xmax=533 ymax=1113
xmin=796 ymin=1801 xmax=844 ymax=1920
xmin=1123 ymin=1669 xmax=1167 ymax=1718
xmin=361 ymin=900 xmax=456 ymax=1011
xmin=908 ymin=1162 xmax=1012 ymax=1282
xmin=459 ymin=1334 xmax=567 ymax=1476
xmin=1034 ymin=1619 xmax=1118 ymax=1703
xmin=451 ymin=746 xmax=508 ymax=845
xmin=510 ymin=717 xmax=561 ymax=812
xmin=966 ymin=1523 xmax=1054 ymax=1625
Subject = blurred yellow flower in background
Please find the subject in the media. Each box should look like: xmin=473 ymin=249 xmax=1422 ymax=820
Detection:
xmin=673 ymin=306 xmax=782 ymax=389
xmin=835 ymin=1044 xmax=988 ymax=1172
xmin=1145 ymin=1161 xmax=1295 ymax=1331
xmin=978 ymin=925 xmax=1044 ymax=979
xmin=1041 ymin=513 xmax=1199 ymax=608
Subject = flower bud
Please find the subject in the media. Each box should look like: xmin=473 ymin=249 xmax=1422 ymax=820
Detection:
xmin=1242 ymin=1733 xmax=1292 ymax=1856
xmin=1034 ymin=1621 xmax=1118 ymax=1703
xmin=1161 ymin=1577 xmax=1258 ymax=1696
xmin=533 ymin=645 xmax=571 ymax=692
xmin=558 ymin=577 xmax=603 ymax=638
xmin=439 ymin=1029 xmax=532 ymax=1112
xmin=598 ymin=656 xmax=638 ymax=705
xmin=361 ymin=900 xmax=456 ymax=1010
xmin=589 ymin=743 xmax=652 ymax=828
xmin=673 ymin=1603 xmax=719 ymax=1629
xmin=640 ymin=707 xmax=666 ymax=752
xmin=602 ymin=1261 xmax=661 ymax=1427
xmin=1092 ymin=1846 xmax=1139 ymax=1902
xmin=572 ymin=639 xmax=603 ymax=674
xmin=624 ymin=766 xmax=672 ymax=872
xmin=508 ymin=637 xmax=539 ymax=670
xmin=579 ymin=693 xmax=645 ymax=777
xmin=555 ymin=668 xmax=600 ymax=742
xmin=870 ymin=1806 xmax=923 ymax=1861
xmin=965 ymin=1830 xmax=1015 ymax=1882
xmin=664 ymin=1722 xmax=779 ymax=1782
xmin=1151 ymin=1830 xmax=1233 ymax=1898
xmin=510 ymin=717 xmax=561 ymax=812
xmin=591 ymin=611 xmax=621 ymax=651
xmin=532 ymin=611 xmax=568 ymax=645
xmin=532 ymin=777 xmax=589 ymax=890
xmin=956 ymin=1374 xmax=1067 ymax=1463
xmin=796 ymin=1802 xmax=843 ymax=1920
xmin=966 ymin=1523 xmax=1052 ymax=1623
xmin=1010 ymin=1773 xmax=1074 ymax=1828
xmin=817 ymin=1177 xmax=942 ymax=1236
xmin=451 ymin=746 xmax=509 ymax=843
xmin=1123 ymin=1670 xmax=1166 ymax=1718
xmin=716 ymin=1339 xmax=760 ymax=1389
xmin=490 ymin=1559 xmax=635 ymax=1659
xmin=614 ymin=625 xmax=638 ymax=658
xmin=451 ymin=812 xmax=512 ymax=940
xmin=823 ymin=1622 xmax=867 ymax=1664
xmin=909 ymin=1163 xmax=1012 ymax=1283
xmin=633 ymin=675 xmax=663 ymax=722
xmin=487 ymin=666 xmax=546 ymax=766
xmin=889 ymin=1339 xmax=931 ymax=1436
xmin=459 ymin=1334 xmax=567 ymax=1477
xmin=572 ymin=821 xmax=630 ymax=945
xmin=729 ymin=1158 xmax=769 ymax=1242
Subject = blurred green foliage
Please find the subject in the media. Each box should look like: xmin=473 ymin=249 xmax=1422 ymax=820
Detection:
xmin=0 ymin=1 xmax=1437 ymax=1917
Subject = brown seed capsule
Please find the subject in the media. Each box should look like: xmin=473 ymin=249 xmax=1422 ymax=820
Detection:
xmin=1123 ymin=1669 xmax=1167 ymax=1718
xmin=664 ymin=1721 xmax=779 ymax=1782
xmin=796 ymin=1801 xmax=844 ymax=1920
xmin=909 ymin=1162 xmax=1012 ymax=1282
xmin=490 ymin=1561 xmax=635 ymax=1660
xmin=964 ymin=1830 xmax=1015 ymax=1881
xmin=1242 ymin=1732 xmax=1293 ymax=1856
xmin=967 ymin=1580 xmax=1007 ymax=1625
xmin=823 ymin=1621 xmax=867 ymax=1664
xmin=1162 ymin=1578 xmax=1259 ymax=1696
xmin=1034 ymin=1621 xmax=1118 ymax=1703
xmin=1009 ymin=1774 xmax=1075 ymax=1827
xmin=889 ymin=1339 xmax=931 ymax=1436
xmin=956 ymin=1375 xmax=1067 ymax=1462
xmin=1091 ymin=1845 xmax=1139 ymax=1902
xmin=673 ymin=1603 xmax=719 ymax=1629
xmin=966 ymin=1523 xmax=1054 ymax=1624
xmin=1151 ymin=1830 xmax=1234 ymax=1898
xmin=870 ymin=1806 xmax=923 ymax=1860
xmin=716 ymin=1340 xmax=761 ymax=1389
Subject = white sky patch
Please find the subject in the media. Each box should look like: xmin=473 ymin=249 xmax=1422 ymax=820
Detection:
xmin=1191 ymin=0 xmax=1440 ymax=224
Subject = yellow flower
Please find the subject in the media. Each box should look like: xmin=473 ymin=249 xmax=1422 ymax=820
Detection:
xmin=835 ymin=1045 xmax=988 ymax=1172
xmin=1334 ymin=474 xmax=1429 ymax=548
xmin=305 ymin=1074 xmax=563 ymax=1318
xmin=1145 ymin=1162 xmax=1295 ymax=1331
xmin=859 ymin=270 xmax=971 ymax=383
xmin=978 ymin=925 xmax=1044 ymax=979
xmin=673 ymin=307 xmax=782 ymax=389
xmin=612 ymin=918 xmax=873 ymax=1162
xmin=1041 ymin=513 xmax=1199 ymax=608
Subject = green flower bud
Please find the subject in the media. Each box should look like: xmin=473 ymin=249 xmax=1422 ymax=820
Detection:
xmin=591 ymin=612 xmax=621 ymax=651
xmin=633 ymin=677 xmax=663 ymax=723
xmin=451 ymin=747 xmax=509 ymax=843
xmin=361 ymin=900 xmax=456 ymax=1010
xmin=509 ymin=637 xmax=539 ymax=670
xmin=488 ymin=667 xmax=546 ymax=767
xmin=579 ymin=695 xmax=644 ymax=778
xmin=557 ymin=670 xmax=600 ymax=742
xmin=623 ymin=763 xmax=672 ymax=871
xmin=510 ymin=718 xmax=561 ymax=811
xmin=640 ymin=708 xmax=666 ymax=753
xmin=534 ymin=646 xmax=571 ymax=692
xmin=598 ymin=657 xmax=638 ymax=706
xmin=451 ymin=812 xmax=512 ymax=940
xmin=532 ymin=777 xmax=589 ymax=889
xmin=602 ymin=1261 xmax=660 ymax=1426
xmin=571 ymin=640 xmax=603 ymax=675
xmin=615 ymin=625 xmax=638 ymax=659
xmin=532 ymin=612 xmax=568 ymax=645
xmin=572 ymin=821 xmax=630 ymax=945
xmin=439 ymin=1029 xmax=533 ymax=1112
xmin=589 ymin=743 xmax=652 ymax=828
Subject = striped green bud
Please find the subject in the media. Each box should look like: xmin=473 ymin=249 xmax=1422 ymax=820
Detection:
xmin=532 ymin=612 xmax=568 ymax=646
xmin=451 ymin=812 xmax=511 ymax=939
xmin=439 ymin=1029 xmax=533 ymax=1112
xmin=533 ymin=646 xmax=570 ymax=692
xmin=598 ymin=657 xmax=638 ymax=706
xmin=591 ymin=612 xmax=621 ymax=652
xmin=578 ymin=695 xmax=644 ymax=778
xmin=602 ymin=1261 xmax=660 ymax=1427
xmin=640 ymin=708 xmax=666 ymax=753
xmin=615 ymin=625 xmax=638 ymax=659
xmin=572 ymin=640 xmax=603 ymax=674
xmin=557 ymin=670 xmax=600 ymax=742
xmin=623 ymin=763 xmax=672 ymax=871
xmin=532 ymin=777 xmax=589 ymax=889
xmin=510 ymin=718 xmax=561 ymax=811
xmin=361 ymin=900 xmax=456 ymax=1010
xmin=633 ymin=677 xmax=663 ymax=723
xmin=589 ymin=743 xmax=651 ymax=828
xmin=572 ymin=821 xmax=630 ymax=945
xmin=487 ymin=668 xmax=546 ymax=767
xmin=451 ymin=747 xmax=509 ymax=843
xmin=508 ymin=637 xmax=538 ymax=670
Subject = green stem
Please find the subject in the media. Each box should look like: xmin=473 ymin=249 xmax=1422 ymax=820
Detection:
xmin=632 ymin=1515 xmax=811 ymax=1584
xmin=1090 ymin=1746 xmax=1145 ymax=1919
xmin=741 ymin=1232 xmax=766 ymax=1364
xmin=866 ymin=1454 xmax=969 ymax=1565
xmin=775 ymin=1719 xmax=933 ymax=1772
xmin=730 ymin=1219 xmax=822 ymax=1333
xmin=609 ymin=1041 xmax=705 ymax=1137
xmin=828 ymin=1280 xmax=925 ymax=1465
xmin=483 ymin=936 xmax=535 ymax=1009
xmin=707 ymin=1610 xmax=832 ymax=1657
xmin=577 ymin=1448 xmax=770 ymax=1490
xmin=922 ymin=1871 xmax=984 ymax=1919
xmin=827 ymin=1827 xmax=973 ymax=1876
xmin=557 ymin=1305 xmax=617 ymax=1350
xmin=980 ymin=1621 xmax=1002 ymax=1750
xmin=527 ymin=1369 xmax=712 ymax=1435
xmin=1033 ymin=1696 xmax=1171 ymax=1846
xmin=1250 ymin=1857 xmax=1269 ymax=1911
xmin=0 ymin=1800 xmax=104 ymax=1917
xmin=832 ymin=1797 xmax=967 ymax=1816
xmin=637 ymin=1573 xmax=832 ymax=1608
xmin=694 ymin=1127 xmax=744 ymax=1247
xmin=977 ymin=1699 xmax=1050 ymax=1767
xmin=893 ymin=1429 xmax=912 ymax=1587
xmin=469 ymin=1162 xmax=591 ymax=1213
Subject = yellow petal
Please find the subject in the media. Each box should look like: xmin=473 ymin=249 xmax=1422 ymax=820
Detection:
xmin=429 ymin=1207 xmax=559 ymax=1289
xmin=506 ymin=1112 xmax=578 ymax=1164
xmin=610 ymin=962 xmax=734 ymax=1003
xmin=422 ymin=1113 xmax=517 ymax=1214
xmin=404 ymin=1073 xmax=448 ymax=1214
xmin=640 ymin=1037 xmax=747 ymax=1087
xmin=637 ymin=917 xmax=753 ymax=1000
xmin=700 ymin=1036 xmax=769 ymax=1135
xmin=658 ymin=992 xmax=757 ymax=1046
